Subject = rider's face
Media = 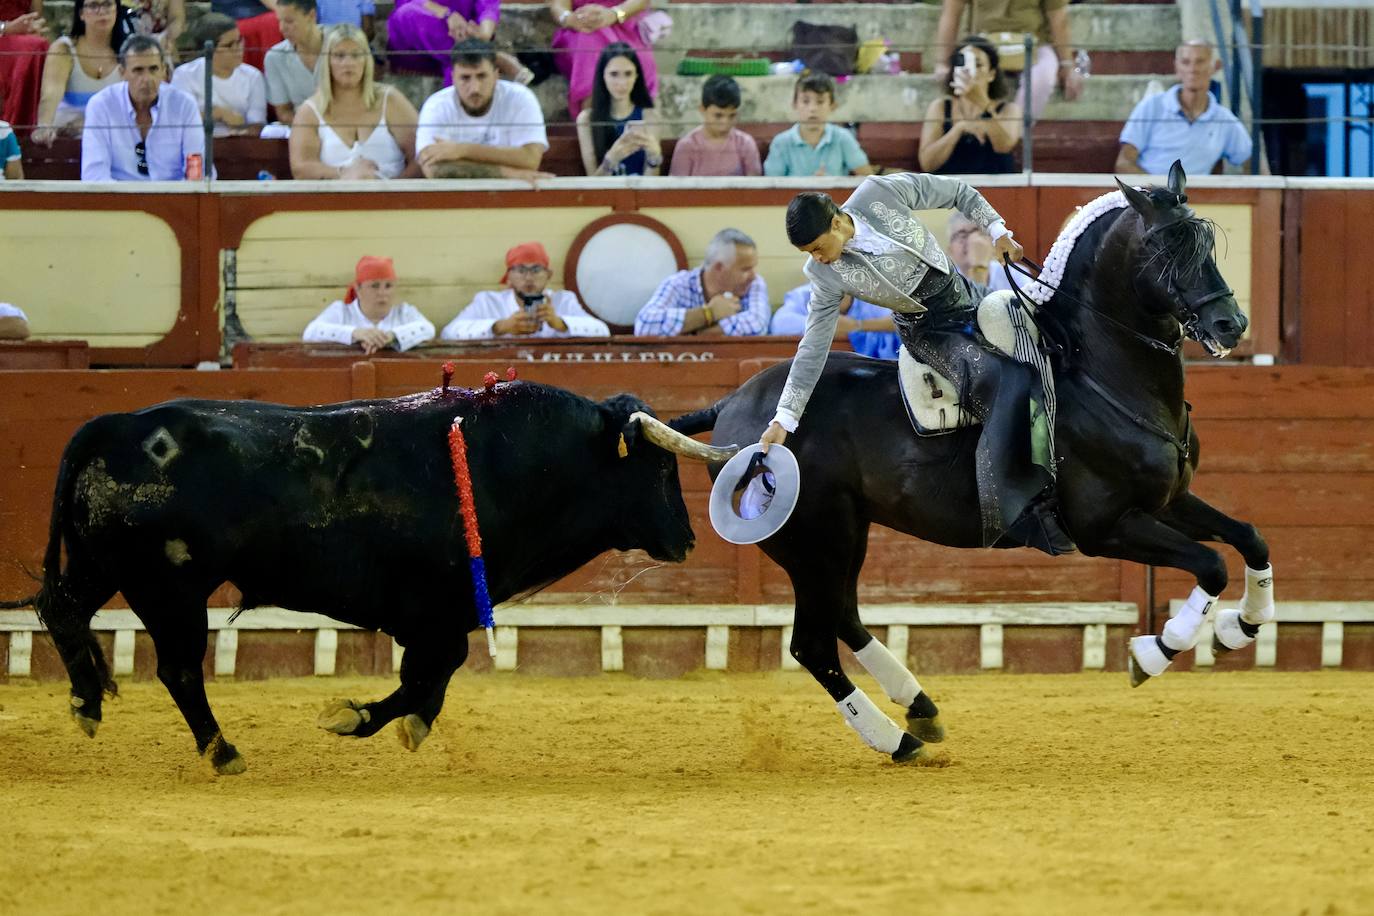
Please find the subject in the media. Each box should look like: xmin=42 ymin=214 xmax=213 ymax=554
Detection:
xmin=797 ymin=216 xmax=846 ymax=264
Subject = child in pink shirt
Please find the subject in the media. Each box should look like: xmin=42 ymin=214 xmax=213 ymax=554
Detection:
xmin=668 ymin=75 xmax=762 ymax=177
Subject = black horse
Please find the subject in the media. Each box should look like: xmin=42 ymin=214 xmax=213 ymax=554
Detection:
xmin=660 ymin=163 xmax=1275 ymax=764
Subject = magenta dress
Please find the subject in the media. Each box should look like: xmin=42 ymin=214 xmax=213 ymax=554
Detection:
xmin=551 ymin=0 xmax=657 ymax=118
xmin=386 ymin=0 xmax=501 ymax=84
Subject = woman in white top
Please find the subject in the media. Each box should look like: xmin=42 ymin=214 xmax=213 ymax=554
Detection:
xmin=171 ymin=14 xmax=267 ymax=136
xmin=303 ymin=255 xmax=435 ymax=352
xmin=289 ymin=24 xmax=421 ymax=179
xmin=31 ymin=0 xmax=123 ymax=145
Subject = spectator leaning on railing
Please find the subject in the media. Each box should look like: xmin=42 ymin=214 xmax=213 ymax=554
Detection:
xmin=1116 ymin=40 xmax=1252 ymax=176
xmin=303 ymin=256 xmax=436 ymax=352
xmin=32 ymin=0 xmax=123 ymax=145
xmin=290 ymin=23 xmax=421 ymax=178
xmin=171 ymin=13 xmax=267 ymax=136
xmin=441 ymin=241 xmax=610 ymax=339
xmin=80 ymin=34 xmax=206 ymax=181
xmin=415 ymin=38 xmax=550 ymax=179
xmin=634 ymin=228 xmax=771 ymax=337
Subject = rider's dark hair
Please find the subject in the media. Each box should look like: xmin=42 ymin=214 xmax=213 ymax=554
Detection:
xmin=786 ymin=192 xmax=840 ymax=247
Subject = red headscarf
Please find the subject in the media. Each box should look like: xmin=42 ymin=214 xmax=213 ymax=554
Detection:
xmin=501 ymin=241 xmax=550 ymax=284
xmin=345 ymin=255 xmax=397 ymax=304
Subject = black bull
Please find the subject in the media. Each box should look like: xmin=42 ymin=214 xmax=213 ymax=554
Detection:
xmin=4 ymin=381 xmax=732 ymax=774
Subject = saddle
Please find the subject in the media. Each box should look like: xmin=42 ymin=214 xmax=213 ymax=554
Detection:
xmin=897 ymin=289 xmax=1046 ymax=436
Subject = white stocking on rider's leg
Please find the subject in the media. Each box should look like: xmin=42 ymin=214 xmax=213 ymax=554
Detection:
xmin=853 ymin=637 xmax=921 ymax=707
xmin=1215 ymin=564 xmax=1275 ymax=650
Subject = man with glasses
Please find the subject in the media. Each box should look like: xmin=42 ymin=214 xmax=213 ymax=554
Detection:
xmin=439 ymin=241 xmax=609 ymax=339
xmin=81 ymin=34 xmax=206 ymax=181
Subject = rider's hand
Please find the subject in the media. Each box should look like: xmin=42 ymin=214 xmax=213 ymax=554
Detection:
xmin=759 ymin=421 xmax=787 ymax=453
xmin=994 ymin=234 xmax=1024 ymax=265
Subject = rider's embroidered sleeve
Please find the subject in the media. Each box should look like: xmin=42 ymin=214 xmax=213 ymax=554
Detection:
xmin=774 ymin=280 xmax=843 ymax=430
xmin=876 ymin=172 xmax=1003 ymax=231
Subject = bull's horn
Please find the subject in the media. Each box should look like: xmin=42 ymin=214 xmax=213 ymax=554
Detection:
xmin=631 ymin=412 xmax=740 ymax=463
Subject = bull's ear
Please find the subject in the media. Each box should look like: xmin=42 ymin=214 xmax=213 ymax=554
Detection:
xmin=1166 ymin=159 xmax=1187 ymax=199
xmin=1115 ymin=177 xmax=1155 ymax=218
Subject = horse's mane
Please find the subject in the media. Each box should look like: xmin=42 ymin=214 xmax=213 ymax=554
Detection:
xmin=1022 ymin=190 xmax=1127 ymax=305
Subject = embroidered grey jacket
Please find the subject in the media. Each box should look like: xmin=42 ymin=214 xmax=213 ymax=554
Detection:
xmin=774 ymin=172 xmax=1004 ymax=431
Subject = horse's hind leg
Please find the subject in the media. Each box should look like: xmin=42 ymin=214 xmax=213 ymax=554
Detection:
xmin=126 ymin=587 xmax=244 ymax=775
xmin=1090 ymin=509 xmax=1231 ymax=686
xmin=772 ymin=519 xmax=942 ymax=766
xmin=1155 ymin=492 xmax=1274 ymax=654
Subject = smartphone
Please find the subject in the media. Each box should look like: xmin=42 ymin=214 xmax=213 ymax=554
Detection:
xmin=518 ymin=292 xmax=544 ymax=312
xmin=953 ymin=49 xmax=976 ymax=96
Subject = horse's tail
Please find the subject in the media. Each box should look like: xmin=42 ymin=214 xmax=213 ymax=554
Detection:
xmin=669 ymin=403 xmax=721 ymax=438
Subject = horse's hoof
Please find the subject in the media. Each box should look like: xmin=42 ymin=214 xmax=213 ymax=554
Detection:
xmin=317 ymin=699 xmax=369 ymax=735
xmin=396 ymin=714 xmax=430 ymax=752
xmin=891 ymin=732 xmax=951 ymax=767
xmin=1212 ymin=608 xmax=1256 ymax=654
xmin=204 ymin=734 xmax=247 ymax=776
xmin=1128 ymin=635 xmax=1172 ymax=688
xmin=907 ymin=715 xmax=946 ymax=743
xmin=1128 ymin=655 xmax=1151 ymax=688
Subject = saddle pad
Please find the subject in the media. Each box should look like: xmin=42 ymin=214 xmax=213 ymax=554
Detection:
xmin=897 ymin=290 xmax=1038 ymax=436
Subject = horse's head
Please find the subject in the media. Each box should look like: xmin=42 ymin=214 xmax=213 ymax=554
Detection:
xmin=1114 ymin=161 xmax=1247 ymax=357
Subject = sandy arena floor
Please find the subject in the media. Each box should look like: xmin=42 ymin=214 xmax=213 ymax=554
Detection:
xmin=1 ymin=669 xmax=1371 ymax=915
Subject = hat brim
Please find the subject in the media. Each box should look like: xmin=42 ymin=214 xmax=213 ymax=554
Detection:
xmin=708 ymin=444 xmax=801 ymax=545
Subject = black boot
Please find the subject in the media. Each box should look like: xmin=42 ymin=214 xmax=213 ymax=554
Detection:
xmin=1009 ymin=491 xmax=1077 ymax=556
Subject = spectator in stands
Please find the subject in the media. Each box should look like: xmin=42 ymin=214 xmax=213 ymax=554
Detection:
xmin=290 ymin=24 xmax=420 ymax=178
xmin=772 ymin=285 xmax=899 ymax=360
xmin=763 ymin=73 xmax=874 ymax=178
xmin=31 ymin=0 xmax=123 ymax=145
xmin=441 ymin=241 xmax=610 ymax=339
xmin=415 ymin=38 xmax=550 ymax=179
xmin=668 ymin=75 xmax=762 ymax=177
xmin=386 ymin=0 xmax=497 ymax=85
xmin=918 ymin=36 xmax=1020 ymax=175
xmin=212 ymin=0 xmax=280 ymax=73
xmin=172 ymin=14 xmax=267 ymax=136
xmin=634 ymin=228 xmax=770 ymax=337
xmin=0 ymin=1 xmax=50 ymax=133
xmin=0 ymin=117 xmax=23 ymax=178
xmin=576 ymin=42 xmax=660 ymax=176
xmin=303 ymin=255 xmax=435 ymax=352
xmin=1116 ymin=41 xmax=1252 ymax=176
xmin=121 ymin=0 xmax=186 ymax=57
xmin=81 ymin=35 xmax=206 ymax=181
xmin=547 ymin=0 xmax=657 ymax=118
xmin=948 ymin=211 xmax=1010 ymax=292
xmin=933 ymin=0 xmax=1084 ymax=120
xmin=316 ymin=0 xmax=373 ymax=33
xmin=0 ymin=302 xmax=30 ymax=339
xmin=264 ymin=0 xmax=323 ymax=123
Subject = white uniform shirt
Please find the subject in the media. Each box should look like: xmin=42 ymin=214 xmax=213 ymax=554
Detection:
xmin=440 ymin=289 xmax=609 ymax=340
xmin=0 ymin=303 xmax=28 ymax=320
xmin=171 ymin=58 xmax=268 ymax=135
xmin=415 ymin=81 xmax=548 ymax=156
xmin=302 ymin=300 xmax=435 ymax=351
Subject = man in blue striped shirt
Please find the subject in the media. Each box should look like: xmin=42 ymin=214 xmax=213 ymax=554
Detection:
xmin=633 ymin=228 xmax=772 ymax=337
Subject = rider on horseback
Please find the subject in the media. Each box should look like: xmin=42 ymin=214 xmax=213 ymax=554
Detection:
xmin=760 ymin=172 xmax=1076 ymax=555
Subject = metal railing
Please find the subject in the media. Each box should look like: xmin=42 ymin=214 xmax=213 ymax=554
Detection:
xmin=1210 ymin=0 xmax=1265 ymax=175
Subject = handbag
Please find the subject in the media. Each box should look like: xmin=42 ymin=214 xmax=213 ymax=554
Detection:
xmin=789 ymin=21 xmax=859 ymax=76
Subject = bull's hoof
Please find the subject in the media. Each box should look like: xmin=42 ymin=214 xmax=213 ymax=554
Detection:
xmin=317 ymin=699 xmax=370 ymax=735
xmin=907 ymin=714 xmax=945 ymax=743
xmin=203 ymin=734 xmax=247 ymax=776
xmin=891 ymin=732 xmax=951 ymax=767
xmin=396 ymin=714 xmax=430 ymax=752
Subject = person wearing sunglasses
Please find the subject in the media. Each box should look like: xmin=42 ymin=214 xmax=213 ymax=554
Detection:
xmin=80 ymin=33 xmax=206 ymax=181
xmin=440 ymin=241 xmax=609 ymax=339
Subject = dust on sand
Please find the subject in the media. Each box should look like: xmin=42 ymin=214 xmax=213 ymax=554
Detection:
xmin=1 ymin=670 xmax=1371 ymax=915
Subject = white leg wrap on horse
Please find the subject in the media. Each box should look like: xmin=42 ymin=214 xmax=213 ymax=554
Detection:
xmin=853 ymin=638 xmax=921 ymax=707
xmin=1161 ymin=586 xmax=1217 ymax=652
xmin=1129 ymin=635 xmax=1173 ymax=677
xmin=1213 ymin=608 xmax=1254 ymax=651
xmin=1240 ymin=564 xmax=1275 ymax=625
xmin=837 ymin=688 xmax=905 ymax=754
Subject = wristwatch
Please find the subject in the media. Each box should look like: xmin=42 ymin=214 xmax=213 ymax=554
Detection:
xmin=613 ymin=6 xmax=626 ymax=24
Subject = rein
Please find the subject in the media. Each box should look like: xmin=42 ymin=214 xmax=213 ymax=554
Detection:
xmin=1000 ymin=256 xmax=1192 ymax=464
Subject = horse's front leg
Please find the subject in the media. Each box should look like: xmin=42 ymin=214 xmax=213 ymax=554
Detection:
xmin=317 ymin=632 xmax=469 ymax=752
xmin=1085 ymin=509 xmax=1231 ymax=686
xmin=1154 ymin=492 xmax=1275 ymax=654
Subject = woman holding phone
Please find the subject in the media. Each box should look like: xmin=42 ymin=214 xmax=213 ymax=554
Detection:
xmin=576 ymin=41 xmax=661 ymax=176
xmin=917 ymin=35 xmax=1021 ymax=175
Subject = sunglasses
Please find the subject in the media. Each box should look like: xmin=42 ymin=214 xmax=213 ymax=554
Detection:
xmin=134 ymin=140 xmax=148 ymax=176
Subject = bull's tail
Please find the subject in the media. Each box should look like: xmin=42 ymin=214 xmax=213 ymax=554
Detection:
xmin=669 ymin=403 xmax=721 ymax=438
xmin=26 ymin=422 xmax=117 ymax=696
